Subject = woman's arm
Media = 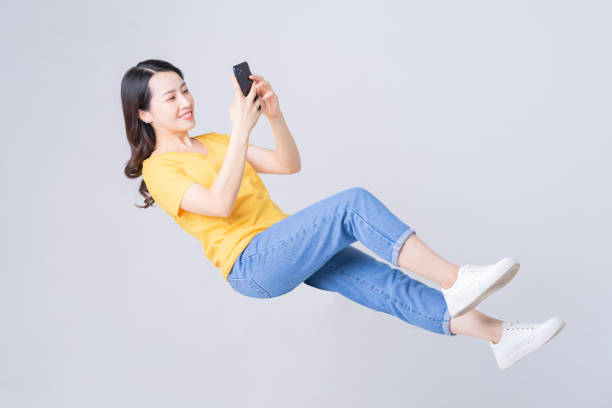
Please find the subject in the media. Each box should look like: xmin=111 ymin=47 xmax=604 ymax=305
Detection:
xmin=209 ymin=128 xmax=251 ymax=216
xmin=246 ymin=143 xmax=299 ymax=174
xmin=269 ymin=111 xmax=301 ymax=172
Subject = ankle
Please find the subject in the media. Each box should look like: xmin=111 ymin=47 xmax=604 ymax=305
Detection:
xmin=490 ymin=322 xmax=504 ymax=344
xmin=441 ymin=265 xmax=460 ymax=289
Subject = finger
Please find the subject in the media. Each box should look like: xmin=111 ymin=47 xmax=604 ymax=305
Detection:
xmin=255 ymin=83 xmax=273 ymax=98
xmin=247 ymin=80 xmax=257 ymax=102
xmin=254 ymin=83 xmax=265 ymax=97
xmin=255 ymin=81 xmax=270 ymax=92
xmin=251 ymin=75 xmax=269 ymax=93
xmin=230 ymin=75 xmax=242 ymax=96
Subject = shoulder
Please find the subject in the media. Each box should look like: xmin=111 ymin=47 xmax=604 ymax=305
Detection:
xmin=197 ymin=132 xmax=230 ymax=143
xmin=142 ymin=156 xmax=184 ymax=181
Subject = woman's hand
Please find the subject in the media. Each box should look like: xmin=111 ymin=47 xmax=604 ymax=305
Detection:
xmin=230 ymin=74 xmax=262 ymax=134
xmin=249 ymin=74 xmax=281 ymax=119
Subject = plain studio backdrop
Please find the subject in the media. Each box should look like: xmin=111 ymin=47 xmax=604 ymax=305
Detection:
xmin=2 ymin=0 xmax=610 ymax=407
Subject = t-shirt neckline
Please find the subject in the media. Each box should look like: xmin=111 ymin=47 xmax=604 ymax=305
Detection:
xmin=144 ymin=134 xmax=211 ymax=163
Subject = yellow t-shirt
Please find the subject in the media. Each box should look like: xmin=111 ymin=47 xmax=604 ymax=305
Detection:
xmin=142 ymin=132 xmax=291 ymax=281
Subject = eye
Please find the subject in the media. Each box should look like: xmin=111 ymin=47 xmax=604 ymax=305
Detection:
xmin=166 ymin=89 xmax=189 ymax=101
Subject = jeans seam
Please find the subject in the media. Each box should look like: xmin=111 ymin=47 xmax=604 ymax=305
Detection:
xmin=239 ymin=208 xmax=398 ymax=265
xmin=326 ymin=262 xmax=442 ymax=324
xmin=249 ymin=277 xmax=271 ymax=298
xmin=229 ymin=277 xmax=271 ymax=298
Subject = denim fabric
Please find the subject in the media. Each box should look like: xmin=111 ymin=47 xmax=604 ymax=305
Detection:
xmin=227 ymin=187 xmax=454 ymax=336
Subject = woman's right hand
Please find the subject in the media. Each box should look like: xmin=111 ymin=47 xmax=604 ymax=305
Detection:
xmin=229 ymin=74 xmax=262 ymax=135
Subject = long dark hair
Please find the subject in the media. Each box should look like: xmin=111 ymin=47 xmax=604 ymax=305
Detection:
xmin=121 ymin=59 xmax=184 ymax=209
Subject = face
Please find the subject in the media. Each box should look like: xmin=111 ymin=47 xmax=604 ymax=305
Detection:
xmin=138 ymin=70 xmax=195 ymax=133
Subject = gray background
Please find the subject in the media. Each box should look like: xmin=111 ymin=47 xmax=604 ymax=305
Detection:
xmin=2 ymin=0 xmax=610 ymax=406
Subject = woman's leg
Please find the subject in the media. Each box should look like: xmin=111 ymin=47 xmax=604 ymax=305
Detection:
xmin=228 ymin=186 xmax=504 ymax=341
xmin=449 ymin=309 xmax=504 ymax=343
xmin=397 ymin=233 xmax=460 ymax=290
xmin=303 ymin=245 xmax=454 ymax=336
xmin=302 ymin=245 xmax=504 ymax=341
xmin=395 ymin=234 xmax=506 ymax=343
xmin=229 ymin=187 xmax=421 ymax=298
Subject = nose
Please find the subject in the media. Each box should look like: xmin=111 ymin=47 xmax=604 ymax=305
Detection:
xmin=178 ymin=91 xmax=192 ymax=106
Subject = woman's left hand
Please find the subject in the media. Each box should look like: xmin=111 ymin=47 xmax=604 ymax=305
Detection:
xmin=250 ymin=74 xmax=281 ymax=119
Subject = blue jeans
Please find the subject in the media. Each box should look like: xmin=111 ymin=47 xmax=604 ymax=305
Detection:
xmin=227 ymin=187 xmax=455 ymax=336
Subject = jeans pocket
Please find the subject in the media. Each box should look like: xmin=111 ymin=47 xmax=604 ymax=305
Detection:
xmin=227 ymin=277 xmax=272 ymax=299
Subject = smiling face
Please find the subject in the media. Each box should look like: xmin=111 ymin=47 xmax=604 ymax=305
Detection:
xmin=138 ymin=70 xmax=195 ymax=134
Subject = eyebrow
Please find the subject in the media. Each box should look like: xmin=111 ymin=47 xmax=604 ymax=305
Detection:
xmin=162 ymin=81 xmax=187 ymax=97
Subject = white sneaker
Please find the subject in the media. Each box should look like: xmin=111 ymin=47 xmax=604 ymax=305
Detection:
xmin=490 ymin=316 xmax=566 ymax=370
xmin=441 ymin=257 xmax=520 ymax=318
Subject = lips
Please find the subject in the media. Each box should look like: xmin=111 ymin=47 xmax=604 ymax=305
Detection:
xmin=179 ymin=110 xmax=193 ymax=118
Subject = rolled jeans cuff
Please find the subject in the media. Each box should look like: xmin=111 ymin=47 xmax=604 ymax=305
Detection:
xmin=391 ymin=228 xmax=415 ymax=268
xmin=442 ymin=305 xmax=455 ymax=336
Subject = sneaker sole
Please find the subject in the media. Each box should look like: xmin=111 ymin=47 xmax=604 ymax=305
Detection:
xmin=452 ymin=257 xmax=520 ymax=318
xmin=543 ymin=317 xmax=566 ymax=345
xmin=498 ymin=316 xmax=566 ymax=370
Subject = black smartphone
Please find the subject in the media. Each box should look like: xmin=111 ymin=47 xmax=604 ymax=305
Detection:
xmin=233 ymin=61 xmax=261 ymax=111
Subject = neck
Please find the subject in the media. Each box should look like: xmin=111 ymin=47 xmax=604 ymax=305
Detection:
xmin=153 ymin=129 xmax=192 ymax=151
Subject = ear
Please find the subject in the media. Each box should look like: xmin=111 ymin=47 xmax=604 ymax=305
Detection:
xmin=138 ymin=109 xmax=152 ymax=124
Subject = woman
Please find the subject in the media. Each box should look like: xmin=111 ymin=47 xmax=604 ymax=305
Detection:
xmin=121 ymin=59 xmax=565 ymax=371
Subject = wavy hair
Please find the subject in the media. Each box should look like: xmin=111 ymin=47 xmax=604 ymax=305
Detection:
xmin=121 ymin=59 xmax=184 ymax=209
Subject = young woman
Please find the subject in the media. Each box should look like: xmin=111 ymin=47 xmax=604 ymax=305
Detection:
xmin=121 ymin=59 xmax=565 ymax=371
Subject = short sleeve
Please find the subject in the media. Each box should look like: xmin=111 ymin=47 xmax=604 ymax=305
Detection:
xmin=142 ymin=160 xmax=196 ymax=218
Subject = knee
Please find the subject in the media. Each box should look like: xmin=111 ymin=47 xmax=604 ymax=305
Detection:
xmin=343 ymin=186 xmax=373 ymax=200
xmin=333 ymin=187 xmax=376 ymax=210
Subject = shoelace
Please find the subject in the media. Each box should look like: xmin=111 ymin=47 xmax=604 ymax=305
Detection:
xmin=504 ymin=321 xmax=537 ymax=331
xmin=459 ymin=264 xmax=480 ymax=275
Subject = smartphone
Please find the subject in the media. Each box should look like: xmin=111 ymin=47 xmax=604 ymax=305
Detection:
xmin=233 ymin=61 xmax=261 ymax=111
